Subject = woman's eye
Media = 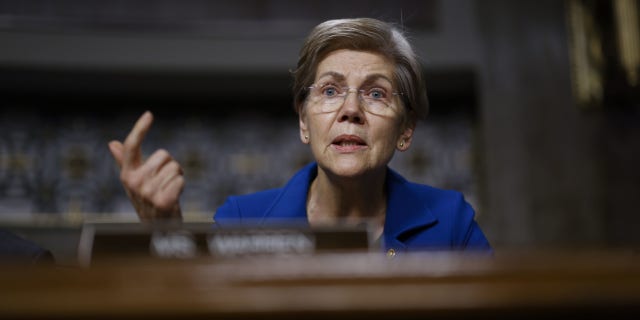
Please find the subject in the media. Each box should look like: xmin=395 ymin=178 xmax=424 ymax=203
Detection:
xmin=322 ymin=86 xmax=339 ymax=97
xmin=368 ymin=89 xmax=387 ymax=99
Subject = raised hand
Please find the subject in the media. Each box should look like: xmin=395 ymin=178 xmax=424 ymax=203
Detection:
xmin=108 ymin=111 xmax=184 ymax=220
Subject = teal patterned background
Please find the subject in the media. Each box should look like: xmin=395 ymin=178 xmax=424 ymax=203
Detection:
xmin=0 ymin=111 xmax=479 ymax=220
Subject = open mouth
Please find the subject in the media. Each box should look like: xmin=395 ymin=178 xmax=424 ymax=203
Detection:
xmin=332 ymin=135 xmax=367 ymax=148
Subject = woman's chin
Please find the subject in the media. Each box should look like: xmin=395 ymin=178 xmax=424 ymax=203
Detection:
xmin=321 ymin=160 xmax=378 ymax=179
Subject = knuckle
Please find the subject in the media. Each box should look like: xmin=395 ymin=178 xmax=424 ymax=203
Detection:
xmin=140 ymin=183 xmax=155 ymax=199
xmin=168 ymin=161 xmax=182 ymax=174
xmin=175 ymin=176 xmax=185 ymax=188
xmin=154 ymin=149 xmax=171 ymax=160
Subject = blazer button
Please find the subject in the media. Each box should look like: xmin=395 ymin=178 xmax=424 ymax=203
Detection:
xmin=386 ymin=248 xmax=396 ymax=258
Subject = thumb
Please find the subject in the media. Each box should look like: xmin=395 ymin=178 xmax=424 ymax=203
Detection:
xmin=108 ymin=140 xmax=124 ymax=169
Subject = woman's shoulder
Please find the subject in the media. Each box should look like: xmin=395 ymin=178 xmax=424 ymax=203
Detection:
xmin=214 ymin=188 xmax=283 ymax=222
xmin=214 ymin=163 xmax=316 ymax=223
xmin=385 ymin=168 xmax=491 ymax=251
xmin=387 ymin=168 xmax=466 ymax=203
xmin=386 ymin=168 xmax=476 ymax=224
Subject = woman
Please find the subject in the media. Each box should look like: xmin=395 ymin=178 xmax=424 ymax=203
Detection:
xmin=108 ymin=18 xmax=492 ymax=254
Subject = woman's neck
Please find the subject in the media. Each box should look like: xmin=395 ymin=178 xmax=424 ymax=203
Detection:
xmin=306 ymin=167 xmax=387 ymax=231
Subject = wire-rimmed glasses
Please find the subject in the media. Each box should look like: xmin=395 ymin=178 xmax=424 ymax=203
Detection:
xmin=307 ymin=83 xmax=403 ymax=116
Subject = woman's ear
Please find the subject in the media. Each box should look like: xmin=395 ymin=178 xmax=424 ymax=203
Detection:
xmin=397 ymin=123 xmax=415 ymax=151
xmin=299 ymin=111 xmax=310 ymax=144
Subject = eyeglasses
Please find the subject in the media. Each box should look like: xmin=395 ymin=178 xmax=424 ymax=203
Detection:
xmin=307 ymin=83 xmax=403 ymax=116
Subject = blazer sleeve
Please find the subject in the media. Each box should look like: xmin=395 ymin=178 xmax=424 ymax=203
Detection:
xmin=212 ymin=189 xmax=282 ymax=226
xmin=213 ymin=196 xmax=242 ymax=226
xmin=454 ymin=195 xmax=493 ymax=252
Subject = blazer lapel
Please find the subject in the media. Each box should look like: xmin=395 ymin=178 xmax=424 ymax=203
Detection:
xmin=259 ymin=163 xmax=317 ymax=225
xmin=383 ymin=168 xmax=438 ymax=250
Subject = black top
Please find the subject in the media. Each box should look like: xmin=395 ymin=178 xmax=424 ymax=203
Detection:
xmin=0 ymin=229 xmax=54 ymax=265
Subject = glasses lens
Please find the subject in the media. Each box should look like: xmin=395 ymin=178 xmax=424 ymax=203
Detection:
xmin=362 ymin=99 xmax=391 ymax=116
xmin=309 ymin=86 xmax=341 ymax=113
xmin=308 ymin=86 xmax=398 ymax=115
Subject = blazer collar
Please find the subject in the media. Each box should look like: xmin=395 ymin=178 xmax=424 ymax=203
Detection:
xmin=260 ymin=162 xmax=438 ymax=248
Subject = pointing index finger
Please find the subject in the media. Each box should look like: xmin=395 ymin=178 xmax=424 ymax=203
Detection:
xmin=122 ymin=111 xmax=154 ymax=170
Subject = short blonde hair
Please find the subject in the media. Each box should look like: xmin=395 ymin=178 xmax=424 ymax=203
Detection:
xmin=292 ymin=18 xmax=429 ymax=125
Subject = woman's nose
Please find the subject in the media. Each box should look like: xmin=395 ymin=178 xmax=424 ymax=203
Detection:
xmin=337 ymin=89 xmax=365 ymax=124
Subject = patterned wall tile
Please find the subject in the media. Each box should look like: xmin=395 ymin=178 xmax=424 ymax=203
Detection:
xmin=0 ymin=112 xmax=479 ymax=219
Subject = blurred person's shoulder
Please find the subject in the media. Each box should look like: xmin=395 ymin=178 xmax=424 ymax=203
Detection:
xmin=0 ymin=229 xmax=55 ymax=265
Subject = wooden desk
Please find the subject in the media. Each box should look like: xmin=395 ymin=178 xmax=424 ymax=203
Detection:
xmin=2 ymin=250 xmax=640 ymax=319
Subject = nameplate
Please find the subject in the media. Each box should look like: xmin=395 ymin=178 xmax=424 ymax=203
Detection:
xmin=78 ymin=222 xmax=370 ymax=266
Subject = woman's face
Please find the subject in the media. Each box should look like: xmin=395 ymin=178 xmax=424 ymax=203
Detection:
xmin=299 ymin=49 xmax=414 ymax=179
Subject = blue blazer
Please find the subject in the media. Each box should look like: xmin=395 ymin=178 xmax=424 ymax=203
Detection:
xmin=214 ymin=162 xmax=492 ymax=254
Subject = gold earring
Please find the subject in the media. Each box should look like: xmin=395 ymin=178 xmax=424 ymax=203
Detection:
xmin=305 ymin=135 xmax=309 ymax=140
xmin=399 ymin=141 xmax=404 ymax=148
